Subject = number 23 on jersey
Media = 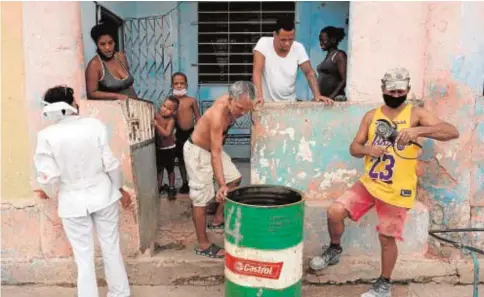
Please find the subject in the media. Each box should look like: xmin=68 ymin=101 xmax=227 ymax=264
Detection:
xmin=368 ymin=154 xmax=396 ymax=182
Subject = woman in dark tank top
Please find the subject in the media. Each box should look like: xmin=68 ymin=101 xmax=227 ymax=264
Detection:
xmin=85 ymin=23 xmax=137 ymax=101
xmin=317 ymin=26 xmax=347 ymax=102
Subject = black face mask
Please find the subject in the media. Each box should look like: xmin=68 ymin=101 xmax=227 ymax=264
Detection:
xmin=383 ymin=94 xmax=407 ymax=109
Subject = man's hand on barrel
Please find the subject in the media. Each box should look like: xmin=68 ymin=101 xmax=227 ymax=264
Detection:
xmin=216 ymin=185 xmax=229 ymax=202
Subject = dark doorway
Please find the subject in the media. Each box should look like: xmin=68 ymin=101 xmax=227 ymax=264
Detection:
xmin=95 ymin=3 xmax=124 ymax=52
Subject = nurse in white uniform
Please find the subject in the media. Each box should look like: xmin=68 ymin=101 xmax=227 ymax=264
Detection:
xmin=33 ymin=86 xmax=132 ymax=297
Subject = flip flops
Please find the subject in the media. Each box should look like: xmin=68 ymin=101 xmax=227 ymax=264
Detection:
xmin=194 ymin=243 xmax=224 ymax=259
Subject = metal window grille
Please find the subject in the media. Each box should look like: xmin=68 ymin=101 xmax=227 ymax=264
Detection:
xmin=123 ymin=14 xmax=174 ymax=106
xmin=196 ymin=2 xmax=296 ymax=85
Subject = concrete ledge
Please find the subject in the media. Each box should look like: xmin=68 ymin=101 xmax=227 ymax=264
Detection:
xmin=156 ymin=198 xmax=429 ymax=258
xmin=304 ymin=200 xmax=429 ymax=257
xmin=2 ymin=249 xmax=482 ymax=286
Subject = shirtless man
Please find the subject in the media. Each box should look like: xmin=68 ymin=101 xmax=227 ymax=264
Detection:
xmin=183 ymin=81 xmax=257 ymax=258
xmin=172 ymin=72 xmax=201 ymax=194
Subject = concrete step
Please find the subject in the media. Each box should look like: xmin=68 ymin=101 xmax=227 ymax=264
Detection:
xmin=156 ymin=196 xmax=429 ymax=257
xmin=3 ymin=249 xmax=482 ymax=286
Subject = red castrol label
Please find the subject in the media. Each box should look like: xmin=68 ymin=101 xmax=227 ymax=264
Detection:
xmin=225 ymin=253 xmax=283 ymax=280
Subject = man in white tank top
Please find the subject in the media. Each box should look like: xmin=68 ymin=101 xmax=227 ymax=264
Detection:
xmin=252 ymin=17 xmax=333 ymax=105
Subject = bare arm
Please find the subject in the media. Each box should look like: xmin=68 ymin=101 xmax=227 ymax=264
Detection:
xmin=153 ymin=114 xmax=175 ymax=137
xmin=349 ymin=111 xmax=374 ymax=158
xmin=210 ymin=115 xmax=226 ymax=187
xmin=85 ymin=59 xmax=123 ymax=100
xmin=329 ymin=52 xmax=347 ymax=99
xmin=252 ymin=50 xmax=265 ymax=101
xmin=415 ymin=107 xmax=460 ymax=141
xmin=300 ymin=61 xmax=322 ymax=99
xmin=192 ymin=98 xmax=201 ymax=122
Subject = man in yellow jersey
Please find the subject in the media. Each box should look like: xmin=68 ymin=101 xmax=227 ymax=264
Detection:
xmin=309 ymin=68 xmax=459 ymax=297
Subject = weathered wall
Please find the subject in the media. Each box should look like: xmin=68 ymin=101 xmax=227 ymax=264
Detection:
xmin=252 ymin=1 xmax=484 ymax=255
xmin=1 ymin=1 xmax=32 ymax=201
xmin=251 ymin=102 xmax=430 ymax=256
xmin=1 ymin=2 xmax=149 ymax=269
xmin=419 ymin=1 xmax=484 ymax=250
xmin=347 ymin=2 xmax=427 ymax=103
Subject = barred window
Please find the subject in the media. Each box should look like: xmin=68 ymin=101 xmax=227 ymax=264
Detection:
xmin=197 ymin=2 xmax=296 ymax=85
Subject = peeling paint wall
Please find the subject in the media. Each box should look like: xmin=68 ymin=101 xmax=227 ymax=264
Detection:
xmin=251 ymin=102 xmax=370 ymax=200
xmin=252 ymin=2 xmax=484 ymax=255
xmin=420 ymin=1 xmax=484 ymax=250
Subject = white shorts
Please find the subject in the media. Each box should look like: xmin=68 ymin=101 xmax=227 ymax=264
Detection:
xmin=183 ymin=140 xmax=241 ymax=207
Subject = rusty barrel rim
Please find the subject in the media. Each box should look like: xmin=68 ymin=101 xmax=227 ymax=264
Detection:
xmin=225 ymin=184 xmax=306 ymax=208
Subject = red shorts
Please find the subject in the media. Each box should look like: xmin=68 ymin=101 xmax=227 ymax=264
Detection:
xmin=336 ymin=182 xmax=408 ymax=241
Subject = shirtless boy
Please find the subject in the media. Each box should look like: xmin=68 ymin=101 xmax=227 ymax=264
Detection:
xmin=172 ymin=72 xmax=201 ymax=194
xmin=183 ymin=81 xmax=257 ymax=258
xmin=153 ymin=96 xmax=180 ymax=200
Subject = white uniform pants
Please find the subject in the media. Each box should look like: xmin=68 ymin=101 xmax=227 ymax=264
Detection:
xmin=62 ymin=202 xmax=130 ymax=297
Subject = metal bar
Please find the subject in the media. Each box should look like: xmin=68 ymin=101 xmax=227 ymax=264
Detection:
xmin=199 ymin=42 xmax=256 ymax=45
xmin=198 ymin=53 xmax=252 ymax=56
xmin=199 ymin=73 xmax=252 ymax=76
xmin=199 ymin=32 xmax=273 ymax=35
xmin=198 ymin=11 xmax=296 ymax=14
xmin=193 ymin=63 xmax=253 ymax=66
xmin=193 ymin=21 xmax=299 ymax=25
xmin=471 ymin=252 xmax=479 ymax=297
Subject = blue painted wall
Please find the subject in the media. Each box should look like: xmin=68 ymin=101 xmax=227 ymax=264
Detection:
xmin=295 ymin=1 xmax=349 ymax=100
xmin=251 ymin=103 xmax=370 ymax=193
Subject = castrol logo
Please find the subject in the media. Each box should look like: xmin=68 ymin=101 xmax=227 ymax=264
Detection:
xmin=226 ymin=253 xmax=283 ymax=279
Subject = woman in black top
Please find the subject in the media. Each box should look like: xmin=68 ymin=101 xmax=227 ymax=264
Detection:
xmin=85 ymin=23 xmax=137 ymax=101
xmin=317 ymin=26 xmax=347 ymax=102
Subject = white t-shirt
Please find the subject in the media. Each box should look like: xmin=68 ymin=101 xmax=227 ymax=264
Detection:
xmin=253 ymin=37 xmax=309 ymax=102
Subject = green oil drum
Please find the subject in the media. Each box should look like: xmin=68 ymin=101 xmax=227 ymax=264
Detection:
xmin=224 ymin=185 xmax=305 ymax=297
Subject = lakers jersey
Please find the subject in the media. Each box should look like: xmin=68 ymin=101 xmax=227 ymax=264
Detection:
xmin=359 ymin=104 xmax=420 ymax=209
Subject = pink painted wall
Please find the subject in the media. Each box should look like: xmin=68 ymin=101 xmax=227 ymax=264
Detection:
xmin=1 ymin=2 xmax=141 ymax=261
xmin=347 ymin=2 xmax=427 ymax=103
xmin=22 ymin=2 xmax=86 ymax=190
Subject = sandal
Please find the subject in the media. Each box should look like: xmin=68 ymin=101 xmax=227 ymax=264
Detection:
xmin=194 ymin=244 xmax=225 ymax=258
xmin=207 ymin=221 xmax=224 ymax=230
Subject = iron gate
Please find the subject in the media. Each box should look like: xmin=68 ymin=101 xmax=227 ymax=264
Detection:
xmin=123 ymin=13 xmax=175 ymax=107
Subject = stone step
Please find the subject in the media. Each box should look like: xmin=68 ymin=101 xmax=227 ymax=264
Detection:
xmin=156 ymin=196 xmax=429 ymax=257
xmin=3 ymin=249 xmax=482 ymax=286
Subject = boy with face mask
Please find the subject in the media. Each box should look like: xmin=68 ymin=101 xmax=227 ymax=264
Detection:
xmin=309 ymin=68 xmax=460 ymax=297
xmin=171 ymin=72 xmax=201 ymax=194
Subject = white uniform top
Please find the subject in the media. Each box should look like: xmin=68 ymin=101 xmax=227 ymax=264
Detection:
xmin=253 ymin=37 xmax=310 ymax=102
xmin=34 ymin=116 xmax=123 ymax=218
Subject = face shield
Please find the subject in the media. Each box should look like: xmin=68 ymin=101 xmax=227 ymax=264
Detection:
xmin=41 ymin=101 xmax=78 ymax=122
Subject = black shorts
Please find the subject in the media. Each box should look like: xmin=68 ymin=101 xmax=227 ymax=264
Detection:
xmin=156 ymin=147 xmax=175 ymax=173
xmin=175 ymin=127 xmax=194 ymax=163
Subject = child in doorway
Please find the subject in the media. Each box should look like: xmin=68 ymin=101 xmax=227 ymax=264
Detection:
xmin=153 ymin=95 xmax=180 ymax=200
xmin=172 ymin=72 xmax=201 ymax=194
